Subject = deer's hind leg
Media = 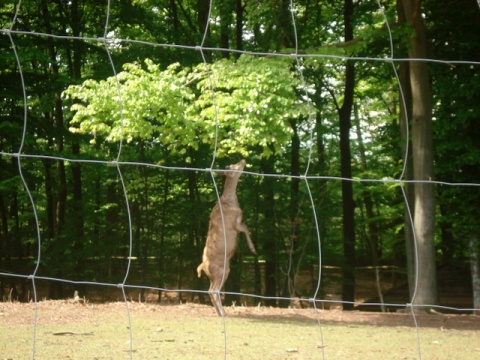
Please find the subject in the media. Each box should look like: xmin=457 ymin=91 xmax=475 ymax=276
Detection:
xmin=208 ymin=278 xmax=225 ymax=316
xmin=207 ymin=264 xmax=230 ymax=317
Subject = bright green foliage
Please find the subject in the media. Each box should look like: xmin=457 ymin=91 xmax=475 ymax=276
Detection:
xmin=64 ymin=60 xmax=194 ymax=146
xmin=64 ymin=56 xmax=311 ymax=159
xmin=194 ymin=56 xmax=312 ymax=157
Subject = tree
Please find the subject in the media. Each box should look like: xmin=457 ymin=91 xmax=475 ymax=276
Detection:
xmin=398 ymin=0 xmax=437 ymax=309
xmin=64 ymin=56 xmax=309 ymax=159
xmin=338 ymin=0 xmax=356 ymax=310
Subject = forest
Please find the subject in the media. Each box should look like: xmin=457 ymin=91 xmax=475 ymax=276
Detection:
xmin=0 ymin=0 xmax=479 ymax=312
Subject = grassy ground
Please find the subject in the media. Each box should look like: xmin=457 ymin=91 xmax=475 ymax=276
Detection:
xmin=1 ymin=301 xmax=479 ymax=359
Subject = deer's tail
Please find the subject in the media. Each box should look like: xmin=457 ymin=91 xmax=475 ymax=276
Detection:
xmin=196 ymin=263 xmax=204 ymax=278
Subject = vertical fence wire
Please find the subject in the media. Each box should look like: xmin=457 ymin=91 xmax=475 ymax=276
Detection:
xmin=7 ymin=1 xmax=42 ymax=358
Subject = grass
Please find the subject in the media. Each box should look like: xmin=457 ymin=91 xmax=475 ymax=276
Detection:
xmin=1 ymin=301 xmax=479 ymax=359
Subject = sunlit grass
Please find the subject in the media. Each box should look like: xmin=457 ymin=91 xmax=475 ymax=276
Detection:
xmin=1 ymin=302 xmax=478 ymax=359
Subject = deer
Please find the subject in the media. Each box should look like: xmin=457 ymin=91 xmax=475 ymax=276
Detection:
xmin=196 ymin=159 xmax=257 ymax=316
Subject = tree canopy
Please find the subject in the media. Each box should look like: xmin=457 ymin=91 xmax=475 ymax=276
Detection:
xmin=64 ymin=55 xmax=311 ymax=159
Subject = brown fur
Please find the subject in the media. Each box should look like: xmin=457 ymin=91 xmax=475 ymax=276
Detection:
xmin=197 ymin=159 xmax=256 ymax=316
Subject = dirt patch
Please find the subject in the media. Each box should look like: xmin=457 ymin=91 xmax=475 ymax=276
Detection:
xmin=1 ymin=300 xmax=478 ymax=331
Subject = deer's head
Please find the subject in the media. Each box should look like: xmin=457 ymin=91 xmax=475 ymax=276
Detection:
xmin=217 ymin=159 xmax=246 ymax=178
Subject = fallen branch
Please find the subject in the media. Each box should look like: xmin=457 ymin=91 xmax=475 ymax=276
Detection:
xmin=52 ymin=331 xmax=94 ymax=336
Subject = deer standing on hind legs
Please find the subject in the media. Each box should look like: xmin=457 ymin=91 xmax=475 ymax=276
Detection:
xmin=197 ymin=159 xmax=257 ymax=316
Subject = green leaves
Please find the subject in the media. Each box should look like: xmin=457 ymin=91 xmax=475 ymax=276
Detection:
xmin=64 ymin=60 xmax=192 ymax=146
xmin=63 ymin=56 xmax=312 ymax=158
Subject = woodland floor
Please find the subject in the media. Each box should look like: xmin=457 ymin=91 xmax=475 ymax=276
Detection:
xmin=0 ymin=300 xmax=479 ymax=330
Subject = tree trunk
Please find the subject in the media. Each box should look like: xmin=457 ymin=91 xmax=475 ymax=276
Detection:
xmin=169 ymin=0 xmax=180 ymax=44
xmin=219 ymin=0 xmax=233 ymax=58
xmin=158 ymin=168 xmax=170 ymax=302
xmin=261 ymin=155 xmax=277 ymax=306
xmin=105 ymin=178 xmax=118 ymax=281
xmin=197 ymin=0 xmax=211 ymax=54
xmin=235 ymin=0 xmax=243 ymax=51
xmin=354 ymin=106 xmax=384 ymax=310
xmin=0 ymin=195 xmax=10 ymax=264
xmin=468 ymin=234 xmax=480 ymax=314
xmin=283 ymin=118 xmax=301 ymax=306
xmin=9 ymin=183 xmax=22 ymax=258
xmin=397 ymin=58 xmax=416 ymax=296
xmin=70 ymin=0 xmax=85 ymax=294
xmin=399 ymin=0 xmax=438 ymax=309
xmin=437 ymin=204 xmax=455 ymax=262
xmin=339 ymin=0 xmax=356 ymax=311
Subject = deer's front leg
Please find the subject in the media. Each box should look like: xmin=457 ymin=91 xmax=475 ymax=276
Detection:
xmin=236 ymin=222 xmax=256 ymax=255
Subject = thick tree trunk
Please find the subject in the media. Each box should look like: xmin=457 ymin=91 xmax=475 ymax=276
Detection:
xmin=339 ymin=0 xmax=356 ymax=310
xmin=400 ymin=0 xmax=438 ymax=309
xmin=398 ymin=57 xmax=416 ymax=296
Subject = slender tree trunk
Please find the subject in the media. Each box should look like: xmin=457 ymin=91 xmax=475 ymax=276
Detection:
xmin=0 ymin=194 xmax=9 ymax=298
xmin=187 ymin=169 xmax=198 ymax=246
xmin=169 ymin=0 xmax=180 ymax=44
xmin=137 ymin=159 xmax=150 ymax=302
xmin=315 ymin=105 xmax=328 ymax=206
xmin=235 ymin=0 xmax=243 ymax=51
xmin=282 ymin=119 xmax=301 ymax=306
xmin=219 ymin=0 xmax=232 ymax=58
xmin=0 ymin=195 xmax=9 ymax=263
xmin=261 ymin=155 xmax=277 ymax=306
xmin=253 ymin=177 xmax=262 ymax=299
xmin=290 ymin=119 xmax=300 ymax=221
xmin=158 ymin=168 xmax=170 ymax=303
xmin=43 ymin=157 xmax=55 ymax=240
xmin=105 ymin=178 xmax=118 ymax=281
xmin=197 ymin=0 xmax=211 ymax=56
xmin=316 ymin=111 xmax=326 ymax=173
xmin=339 ymin=0 xmax=356 ymax=310
xmin=277 ymin=0 xmax=295 ymax=49
xmin=70 ymin=0 xmax=85 ymax=294
xmin=468 ymin=234 xmax=480 ymax=314
xmin=9 ymin=183 xmax=22 ymax=258
xmin=438 ymin=204 xmax=455 ymax=262
xmin=354 ymin=107 xmax=384 ymax=310
xmin=399 ymin=0 xmax=437 ymax=309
